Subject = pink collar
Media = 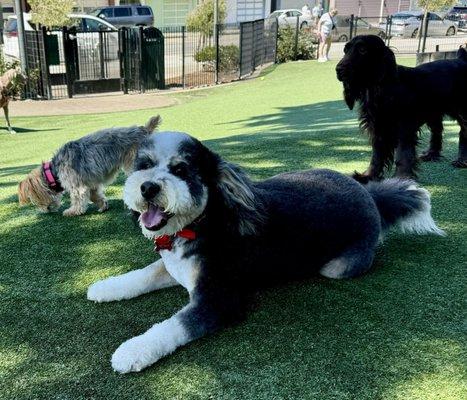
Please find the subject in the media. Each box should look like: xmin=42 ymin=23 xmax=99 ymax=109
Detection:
xmin=42 ymin=161 xmax=63 ymax=192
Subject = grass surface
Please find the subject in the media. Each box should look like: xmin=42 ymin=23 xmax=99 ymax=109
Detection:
xmin=0 ymin=59 xmax=466 ymax=400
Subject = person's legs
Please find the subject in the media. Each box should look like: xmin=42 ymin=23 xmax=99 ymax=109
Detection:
xmin=325 ymin=37 xmax=332 ymax=60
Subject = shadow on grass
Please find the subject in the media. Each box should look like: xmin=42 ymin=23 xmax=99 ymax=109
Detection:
xmin=0 ymin=127 xmax=59 ymax=134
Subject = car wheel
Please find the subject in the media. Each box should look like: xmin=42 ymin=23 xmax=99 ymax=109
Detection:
xmin=411 ymin=28 xmax=418 ymax=38
xmin=300 ymin=21 xmax=308 ymax=29
xmin=446 ymin=26 xmax=455 ymax=36
xmin=338 ymin=34 xmax=348 ymax=42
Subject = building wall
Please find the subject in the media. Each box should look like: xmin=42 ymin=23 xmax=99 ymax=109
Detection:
xmin=332 ymin=0 xmax=411 ymax=17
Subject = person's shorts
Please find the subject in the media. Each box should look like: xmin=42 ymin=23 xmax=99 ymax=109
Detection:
xmin=320 ymin=31 xmax=331 ymax=41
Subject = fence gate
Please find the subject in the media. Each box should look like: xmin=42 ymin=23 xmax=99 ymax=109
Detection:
xmin=63 ymin=27 xmax=121 ymax=97
xmin=120 ymin=27 xmax=165 ymax=93
xmin=239 ymin=19 xmax=277 ymax=78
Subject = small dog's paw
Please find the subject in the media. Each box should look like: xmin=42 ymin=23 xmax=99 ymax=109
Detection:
xmin=63 ymin=208 xmax=83 ymax=217
xmin=419 ymin=151 xmax=442 ymax=162
xmin=87 ymin=279 xmax=119 ymax=302
xmin=452 ymin=159 xmax=467 ymax=168
xmin=8 ymin=129 xmax=16 ymax=134
xmin=111 ymin=336 xmax=156 ymax=373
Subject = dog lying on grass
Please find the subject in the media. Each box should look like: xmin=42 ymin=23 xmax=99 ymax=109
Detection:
xmin=18 ymin=116 xmax=161 ymax=216
xmin=87 ymin=130 xmax=444 ymax=373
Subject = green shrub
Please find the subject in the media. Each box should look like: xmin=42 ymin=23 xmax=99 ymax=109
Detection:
xmin=276 ymin=26 xmax=316 ymax=63
xmin=194 ymin=45 xmax=239 ymax=72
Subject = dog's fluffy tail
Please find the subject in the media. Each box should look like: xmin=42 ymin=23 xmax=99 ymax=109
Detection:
xmin=364 ymin=179 xmax=445 ymax=236
xmin=144 ymin=115 xmax=162 ymax=133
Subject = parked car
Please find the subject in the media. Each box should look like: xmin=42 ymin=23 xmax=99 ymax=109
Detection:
xmin=91 ymin=5 xmax=154 ymax=27
xmin=445 ymin=5 xmax=467 ymax=31
xmin=380 ymin=11 xmax=457 ymax=38
xmin=3 ymin=13 xmax=119 ymax=60
xmin=332 ymin=16 xmax=386 ymax=42
xmin=268 ymin=9 xmax=313 ymax=29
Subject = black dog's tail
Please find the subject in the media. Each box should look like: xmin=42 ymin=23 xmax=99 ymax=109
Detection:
xmin=144 ymin=115 xmax=162 ymax=133
xmin=457 ymin=46 xmax=467 ymax=62
xmin=364 ymin=179 xmax=445 ymax=235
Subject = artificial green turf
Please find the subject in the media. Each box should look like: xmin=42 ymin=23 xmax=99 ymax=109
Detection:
xmin=0 ymin=59 xmax=466 ymax=400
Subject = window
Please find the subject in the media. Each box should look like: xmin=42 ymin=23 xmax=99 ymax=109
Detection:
xmin=114 ymin=7 xmax=131 ymax=17
xmin=5 ymin=19 xmax=17 ymax=33
xmin=429 ymin=13 xmax=441 ymax=21
xmin=137 ymin=7 xmax=151 ymax=16
xmin=83 ymin=18 xmax=110 ymax=31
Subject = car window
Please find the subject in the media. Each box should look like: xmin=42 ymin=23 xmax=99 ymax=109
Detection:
xmin=428 ymin=13 xmax=441 ymax=21
xmin=5 ymin=19 xmax=17 ymax=32
xmin=98 ymin=8 xmax=113 ymax=18
xmin=357 ymin=19 xmax=369 ymax=27
xmin=82 ymin=18 xmax=110 ymax=31
xmin=68 ymin=18 xmax=82 ymax=29
xmin=114 ymin=7 xmax=131 ymax=17
xmin=137 ymin=7 xmax=151 ymax=16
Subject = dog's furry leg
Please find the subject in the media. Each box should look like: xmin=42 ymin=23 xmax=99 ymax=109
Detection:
xmin=452 ymin=115 xmax=467 ymax=168
xmin=63 ymin=186 xmax=90 ymax=216
xmin=3 ymin=105 xmax=15 ymax=134
xmin=420 ymin=119 xmax=443 ymax=162
xmin=90 ymin=185 xmax=108 ymax=212
xmin=87 ymin=259 xmax=178 ymax=303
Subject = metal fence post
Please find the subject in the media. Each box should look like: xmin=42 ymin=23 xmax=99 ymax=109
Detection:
xmin=182 ymin=25 xmax=186 ymax=89
xmin=139 ymin=26 xmax=145 ymax=93
xmin=274 ymin=17 xmax=279 ymax=64
xmin=40 ymin=27 xmax=52 ymax=99
xmin=421 ymin=14 xmax=429 ymax=53
xmin=349 ymin=14 xmax=354 ymax=40
xmin=62 ymin=26 xmax=73 ymax=98
xmin=294 ymin=16 xmax=299 ymax=60
xmin=119 ymin=27 xmax=128 ymax=94
xmin=98 ymin=30 xmax=105 ymax=79
xmin=239 ymin=22 xmax=243 ymax=78
xmin=215 ymin=23 xmax=220 ymax=84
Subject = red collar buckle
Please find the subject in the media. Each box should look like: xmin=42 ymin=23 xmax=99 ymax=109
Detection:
xmin=154 ymin=228 xmax=197 ymax=252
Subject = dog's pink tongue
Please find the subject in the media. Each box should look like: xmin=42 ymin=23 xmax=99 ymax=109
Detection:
xmin=141 ymin=204 xmax=165 ymax=229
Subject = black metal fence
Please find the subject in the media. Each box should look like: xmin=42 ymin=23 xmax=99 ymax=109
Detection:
xmin=21 ymin=19 xmax=276 ymax=100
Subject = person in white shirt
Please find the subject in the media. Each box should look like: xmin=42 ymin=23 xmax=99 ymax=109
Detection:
xmin=312 ymin=2 xmax=323 ymax=25
xmin=317 ymin=8 xmax=338 ymax=62
xmin=302 ymin=4 xmax=311 ymax=16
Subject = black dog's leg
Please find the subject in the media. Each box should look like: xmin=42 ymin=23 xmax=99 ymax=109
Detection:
xmin=353 ymin=136 xmax=393 ymax=183
xmin=395 ymin=129 xmax=418 ymax=180
xmin=420 ymin=119 xmax=443 ymax=162
xmin=452 ymin=115 xmax=467 ymax=168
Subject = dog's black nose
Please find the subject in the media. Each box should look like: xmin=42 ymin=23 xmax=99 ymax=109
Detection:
xmin=141 ymin=181 xmax=160 ymax=200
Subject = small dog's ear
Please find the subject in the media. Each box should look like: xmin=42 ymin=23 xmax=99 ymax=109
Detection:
xmin=18 ymin=179 xmax=29 ymax=205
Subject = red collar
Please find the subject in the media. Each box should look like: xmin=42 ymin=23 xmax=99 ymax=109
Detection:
xmin=154 ymin=228 xmax=197 ymax=252
xmin=42 ymin=161 xmax=63 ymax=192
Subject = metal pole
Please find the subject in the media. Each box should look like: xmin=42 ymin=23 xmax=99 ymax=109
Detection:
xmin=421 ymin=13 xmax=428 ymax=53
xmin=349 ymin=14 xmax=354 ymax=40
xmin=182 ymin=26 xmax=185 ymax=89
xmin=14 ymin=0 xmax=27 ymax=72
xmin=213 ymin=0 xmax=218 ymax=84
xmin=294 ymin=16 xmax=299 ymax=60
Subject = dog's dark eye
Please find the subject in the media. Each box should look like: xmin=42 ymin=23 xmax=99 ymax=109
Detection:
xmin=136 ymin=158 xmax=155 ymax=170
xmin=171 ymin=163 xmax=188 ymax=178
xmin=358 ymin=47 xmax=367 ymax=55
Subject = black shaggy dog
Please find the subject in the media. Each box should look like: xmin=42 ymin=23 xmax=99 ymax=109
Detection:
xmin=87 ymin=131 xmax=443 ymax=373
xmin=336 ymin=35 xmax=467 ymax=183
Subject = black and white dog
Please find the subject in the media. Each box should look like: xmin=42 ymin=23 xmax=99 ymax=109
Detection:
xmin=87 ymin=131 xmax=444 ymax=373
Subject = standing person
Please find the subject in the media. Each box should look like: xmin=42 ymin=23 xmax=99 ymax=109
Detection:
xmin=302 ymin=4 xmax=311 ymax=17
xmin=317 ymin=8 xmax=338 ymax=63
xmin=312 ymin=1 xmax=323 ymax=25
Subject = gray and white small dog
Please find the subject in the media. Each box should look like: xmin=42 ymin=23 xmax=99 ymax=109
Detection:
xmin=18 ymin=115 xmax=161 ymax=216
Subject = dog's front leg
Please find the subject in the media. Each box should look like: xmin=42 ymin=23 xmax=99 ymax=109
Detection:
xmin=3 ymin=105 xmax=15 ymax=134
xmin=111 ymin=299 xmax=225 ymax=373
xmin=87 ymin=259 xmax=178 ymax=302
xmin=353 ymin=136 xmax=392 ymax=183
xmin=63 ymin=186 xmax=90 ymax=216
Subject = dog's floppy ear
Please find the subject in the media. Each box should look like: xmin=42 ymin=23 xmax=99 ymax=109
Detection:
xmin=343 ymin=82 xmax=357 ymax=110
xmin=217 ymin=161 xmax=256 ymax=213
xmin=379 ymin=46 xmax=397 ymax=81
xmin=18 ymin=179 xmax=29 ymax=205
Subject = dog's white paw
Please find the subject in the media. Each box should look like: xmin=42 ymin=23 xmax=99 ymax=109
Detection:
xmin=111 ymin=335 xmax=156 ymax=373
xmin=87 ymin=278 xmax=121 ymax=302
xmin=98 ymin=200 xmax=109 ymax=213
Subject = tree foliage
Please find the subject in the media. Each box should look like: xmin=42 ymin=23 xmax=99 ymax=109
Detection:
xmin=29 ymin=0 xmax=75 ymax=28
xmin=186 ymin=0 xmax=227 ymax=37
xmin=416 ymin=0 xmax=457 ymax=11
